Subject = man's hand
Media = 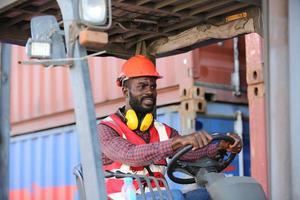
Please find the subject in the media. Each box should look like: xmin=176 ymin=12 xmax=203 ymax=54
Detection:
xmin=171 ymin=131 xmax=213 ymax=151
xmin=218 ymin=133 xmax=243 ymax=153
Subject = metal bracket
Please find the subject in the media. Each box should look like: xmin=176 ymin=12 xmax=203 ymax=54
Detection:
xmin=69 ymin=22 xmax=82 ymax=55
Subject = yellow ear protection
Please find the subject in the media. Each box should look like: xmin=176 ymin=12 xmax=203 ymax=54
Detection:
xmin=125 ymin=109 xmax=153 ymax=132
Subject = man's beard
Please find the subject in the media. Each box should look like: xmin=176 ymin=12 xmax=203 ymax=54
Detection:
xmin=129 ymin=92 xmax=156 ymax=114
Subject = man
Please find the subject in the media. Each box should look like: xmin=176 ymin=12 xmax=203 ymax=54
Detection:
xmin=98 ymin=55 xmax=242 ymax=199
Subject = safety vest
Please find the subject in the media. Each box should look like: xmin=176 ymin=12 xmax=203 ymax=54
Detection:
xmin=100 ymin=114 xmax=172 ymax=197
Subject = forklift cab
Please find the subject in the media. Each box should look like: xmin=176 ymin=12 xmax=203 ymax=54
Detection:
xmin=0 ymin=0 xmax=267 ymax=200
xmin=2 ymin=0 xmax=300 ymax=200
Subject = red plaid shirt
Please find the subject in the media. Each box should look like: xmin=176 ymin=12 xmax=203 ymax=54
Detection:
xmin=97 ymin=116 xmax=218 ymax=167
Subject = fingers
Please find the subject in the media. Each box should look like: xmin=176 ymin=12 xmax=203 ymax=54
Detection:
xmin=218 ymin=140 xmax=230 ymax=150
xmin=200 ymin=130 xmax=213 ymax=146
xmin=172 ymin=134 xmax=200 ymax=151
xmin=203 ymin=130 xmax=213 ymax=141
xmin=171 ymin=130 xmax=214 ymax=151
xmin=227 ymin=133 xmax=243 ymax=153
xmin=200 ymin=133 xmax=208 ymax=146
xmin=193 ymin=134 xmax=203 ymax=150
xmin=192 ymin=131 xmax=212 ymax=150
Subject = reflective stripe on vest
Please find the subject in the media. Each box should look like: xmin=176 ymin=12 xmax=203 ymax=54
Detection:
xmin=100 ymin=114 xmax=172 ymax=195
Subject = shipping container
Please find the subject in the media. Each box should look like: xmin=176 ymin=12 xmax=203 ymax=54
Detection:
xmin=10 ymin=104 xmax=250 ymax=199
xmin=10 ymin=125 xmax=80 ymax=200
xmin=10 ymin=45 xmax=193 ymax=135
xmin=10 ymin=37 xmax=246 ymax=135
xmin=193 ymin=37 xmax=247 ymax=88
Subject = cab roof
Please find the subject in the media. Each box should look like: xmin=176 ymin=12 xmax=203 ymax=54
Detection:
xmin=0 ymin=0 xmax=261 ymax=58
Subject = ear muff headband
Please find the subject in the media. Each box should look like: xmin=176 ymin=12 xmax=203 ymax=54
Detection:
xmin=125 ymin=109 xmax=153 ymax=131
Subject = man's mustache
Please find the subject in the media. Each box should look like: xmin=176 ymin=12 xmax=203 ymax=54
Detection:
xmin=141 ymin=95 xmax=156 ymax=101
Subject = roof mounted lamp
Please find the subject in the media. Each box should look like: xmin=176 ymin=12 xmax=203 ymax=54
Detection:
xmin=22 ymin=0 xmax=112 ymax=66
xmin=78 ymin=0 xmax=112 ymax=30
xmin=77 ymin=0 xmax=111 ymax=51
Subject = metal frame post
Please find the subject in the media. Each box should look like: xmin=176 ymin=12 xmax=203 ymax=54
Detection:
xmin=232 ymin=37 xmax=241 ymax=96
xmin=56 ymin=1 xmax=106 ymax=199
xmin=266 ymin=0 xmax=300 ymax=199
xmin=288 ymin=0 xmax=300 ymax=198
xmin=245 ymin=33 xmax=268 ymax=196
xmin=0 ymin=43 xmax=11 ymax=200
xmin=266 ymin=0 xmax=291 ymax=198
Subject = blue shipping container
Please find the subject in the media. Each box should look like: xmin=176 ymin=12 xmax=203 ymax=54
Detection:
xmin=10 ymin=126 xmax=80 ymax=200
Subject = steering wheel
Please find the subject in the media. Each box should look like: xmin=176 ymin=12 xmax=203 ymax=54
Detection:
xmin=167 ymin=135 xmax=237 ymax=184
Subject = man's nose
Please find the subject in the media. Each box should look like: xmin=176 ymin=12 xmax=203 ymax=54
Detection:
xmin=145 ymin=88 xmax=153 ymax=95
xmin=145 ymin=87 xmax=155 ymax=95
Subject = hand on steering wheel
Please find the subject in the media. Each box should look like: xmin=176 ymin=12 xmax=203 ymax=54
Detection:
xmin=171 ymin=130 xmax=213 ymax=151
xmin=167 ymin=134 xmax=239 ymax=184
xmin=217 ymin=133 xmax=243 ymax=154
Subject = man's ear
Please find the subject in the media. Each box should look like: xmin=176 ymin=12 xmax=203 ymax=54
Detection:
xmin=122 ymin=86 xmax=129 ymax=97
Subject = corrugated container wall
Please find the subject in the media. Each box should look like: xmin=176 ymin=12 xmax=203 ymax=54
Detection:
xmin=10 ymin=37 xmax=246 ymax=134
xmin=10 ymin=46 xmax=193 ymax=134
xmin=10 ymin=126 xmax=80 ymax=200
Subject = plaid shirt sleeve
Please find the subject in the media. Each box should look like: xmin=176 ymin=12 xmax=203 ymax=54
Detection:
xmin=98 ymin=123 xmax=219 ymax=167
xmin=98 ymin=123 xmax=174 ymax=167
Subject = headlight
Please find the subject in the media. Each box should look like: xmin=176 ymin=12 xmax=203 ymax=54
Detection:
xmin=79 ymin=0 xmax=107 ymax=26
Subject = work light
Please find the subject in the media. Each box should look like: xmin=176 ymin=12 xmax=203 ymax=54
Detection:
xmin=26 ymin=39 xmax=52 ymax=59
xmin=25 ymin=15 xmax=66 ymax=60
xmin=79 ymin=0 xmax=107 ymax=26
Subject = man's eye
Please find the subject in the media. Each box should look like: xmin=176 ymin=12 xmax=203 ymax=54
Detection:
xmin=137 ymin=84 xmax=146 ymax=89
xmin=151 ymin=85 xmax=157 ymax=89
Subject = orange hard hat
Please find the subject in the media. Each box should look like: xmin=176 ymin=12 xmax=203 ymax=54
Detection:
xmin=116 ymin=55 xmax=162 ymax=87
